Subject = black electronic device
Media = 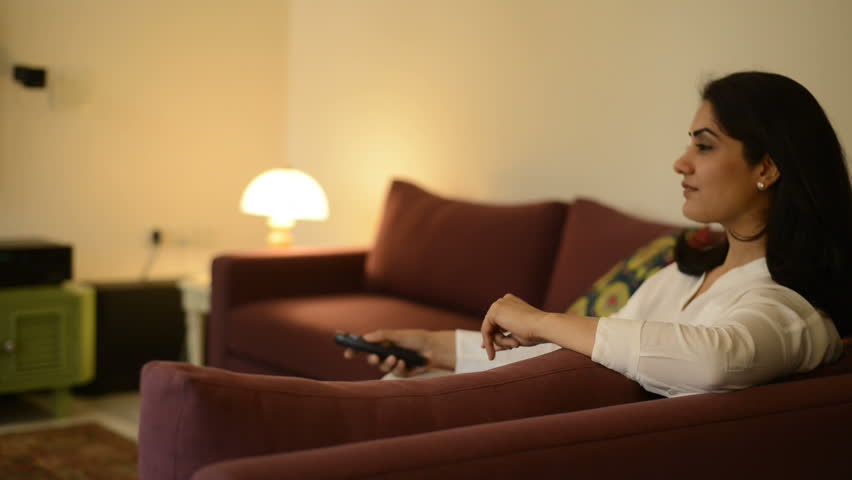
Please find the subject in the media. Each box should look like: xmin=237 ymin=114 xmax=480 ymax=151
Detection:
xmin=0 ymin=239 xmax=72 ymax=288
xmin=13 ymin=65 xmax=47 ymax=88
xmin=334 ymin=333 xmax=427 ymax=368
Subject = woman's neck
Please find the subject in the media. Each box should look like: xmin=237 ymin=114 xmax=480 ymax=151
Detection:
xmin=722 ymin=232 xmax=767 ymax=270
xmin=720 ymin=208 xmax=769 ymax=271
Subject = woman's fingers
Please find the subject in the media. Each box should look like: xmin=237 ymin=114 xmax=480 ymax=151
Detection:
xmin=481 ymin=332 xmax=518 ymax=358
xmin=391 ymin=358 xmax=409 ymax=377
xmin=483 ymin=334 xmax=497 ymax=360
xmin=494 ymin=335 xmax=520 ymax=349
xmin=362 ymin=330 xmax=387 ymax=343
xmin=348 ymin=330 xmax=436 ymax=375
xmin=379 ymin=355 xmax=398 ymax=373
xmin=481 ymin=309 xmax=496 ymax=359
xmin=481 ymin=294 xmax=531 ymax=359
xmin=363 ymin=353 xmax=405 ymax=375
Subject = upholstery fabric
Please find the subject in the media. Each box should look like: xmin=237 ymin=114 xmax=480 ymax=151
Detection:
xmin=366 ymin=180 xmax=567 ymax=315
xmin=542 ymin=198 xmax=677 ymax=312
xmin=139 ymin=349 xmax=654 ymax=480
xmin=190 ymin=371 xmax=852 ymax=480
xmin=208 ymin=247 xmax=369 ymax=368
xmin=226 ymin=294 xmax=481 ymax=380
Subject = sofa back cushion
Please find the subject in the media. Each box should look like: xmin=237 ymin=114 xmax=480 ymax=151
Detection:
xmin=542 ymin=198 xmax=679 ymax=312
xmin=366 ymin=180 xmax=567 ymax=315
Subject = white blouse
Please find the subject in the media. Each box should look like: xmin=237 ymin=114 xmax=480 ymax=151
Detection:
xmin=455 ymin=258 xmax=844 ymax=397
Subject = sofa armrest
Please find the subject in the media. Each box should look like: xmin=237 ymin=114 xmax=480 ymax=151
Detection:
xmin=211 ymin=246 xmax=369 ymax=308
xmin=208 ymin=246 xmax=368 ymax=367
xmin=139 ymin=350 xmax=653 ymax=480
xmin=191 ymin=372 xmax=852 ymax=479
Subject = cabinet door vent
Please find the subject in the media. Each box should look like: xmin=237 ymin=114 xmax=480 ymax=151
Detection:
xmin=14 ymin=310 xmax=63 ymax=373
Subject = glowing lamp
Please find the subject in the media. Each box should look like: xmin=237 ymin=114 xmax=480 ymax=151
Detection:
xmin=240 ymin=169 xmax=329 ymax=246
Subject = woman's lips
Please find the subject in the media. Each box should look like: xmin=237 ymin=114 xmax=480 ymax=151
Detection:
xmin=682 ymin=182 xmax=697 ymax=196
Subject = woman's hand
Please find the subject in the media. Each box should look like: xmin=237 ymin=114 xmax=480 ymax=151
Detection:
xmin=342 ymin=329 xmax=456 ymax=378
xmin=481 ymin=294 xmax=551 ymax=360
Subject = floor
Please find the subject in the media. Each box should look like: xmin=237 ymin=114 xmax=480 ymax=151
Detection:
xmin=0 ymin=390 xmax=140 ymax=441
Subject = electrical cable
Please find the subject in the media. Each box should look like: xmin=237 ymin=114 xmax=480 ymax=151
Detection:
xmin=140 ymin=229 xmax=162 ymax=281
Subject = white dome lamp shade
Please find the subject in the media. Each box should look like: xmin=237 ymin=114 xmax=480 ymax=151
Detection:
xmin=240 ymin=169 xmax=329 ymax=247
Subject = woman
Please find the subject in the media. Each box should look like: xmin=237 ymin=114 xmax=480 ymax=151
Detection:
xmin=344 ymin=71 xmax=852 ymax=397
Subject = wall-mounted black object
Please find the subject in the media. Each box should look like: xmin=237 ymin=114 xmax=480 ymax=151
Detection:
xmin=13 ymin=65 xmax=47 ymax=88
xmin=0 ymin=239 xmax=72 ymax=287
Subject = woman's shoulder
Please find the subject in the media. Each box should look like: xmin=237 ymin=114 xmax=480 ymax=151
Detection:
xmin=733 ymin=277 xmax=821 ymax=319
xmin=728 ymin=277 xmax=843 ymax=362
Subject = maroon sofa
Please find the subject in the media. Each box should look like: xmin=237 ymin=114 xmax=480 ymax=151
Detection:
xmin=138 ymin=180 xmax=852 ymax=479
xmin=204 ymin=180 xmax=677 ymax=380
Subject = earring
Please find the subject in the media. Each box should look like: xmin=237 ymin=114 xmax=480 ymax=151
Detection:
xmin=757 ymin=181 xmax=766 ymax=191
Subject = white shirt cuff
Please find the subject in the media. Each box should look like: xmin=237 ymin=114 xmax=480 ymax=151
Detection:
xmin=454 ymin=329 xmax=564 ymax=374
xmin=454 ymin=329 xmax=493 ymax=374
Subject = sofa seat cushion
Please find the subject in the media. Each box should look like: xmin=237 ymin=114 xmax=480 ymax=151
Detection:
xmin=226 ymin=294 xmax=481 ymax=381
xmin=542 ymin=198 xmax=679 ymax=312
xmin=366 ymin=180 xmax=567 ymax=316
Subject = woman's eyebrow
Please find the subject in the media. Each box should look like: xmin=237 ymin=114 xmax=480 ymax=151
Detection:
xmin=689 ymin=127 xmax=719 ymax=139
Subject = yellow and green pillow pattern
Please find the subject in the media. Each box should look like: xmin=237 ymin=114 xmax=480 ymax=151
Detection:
xmin=567 ymin=227 xmax=716 ymax=317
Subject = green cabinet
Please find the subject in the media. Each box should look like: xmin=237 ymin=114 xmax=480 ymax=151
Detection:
xmin=0 ymin=284 xmax=95 ymax=416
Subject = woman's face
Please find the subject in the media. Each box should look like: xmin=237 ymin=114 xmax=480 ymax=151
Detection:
xmin=673 ymin=102 xmax=769 ymax=230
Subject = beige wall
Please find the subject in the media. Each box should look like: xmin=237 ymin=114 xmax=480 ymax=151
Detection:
xmin=2 ymin=0 xmax=851 ymax=280
xmin=0 ymin=0 xmax=286 ymax=280
xmin=287 ymin=0 xmax=852 ymax=248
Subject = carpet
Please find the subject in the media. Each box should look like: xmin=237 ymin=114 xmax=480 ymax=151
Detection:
xmin=0 ymin=422 xmax=137 ymax=480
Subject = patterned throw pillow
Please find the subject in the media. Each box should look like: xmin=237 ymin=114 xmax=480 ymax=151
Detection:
xmin=566 ymin=227 xmax=717 ymax=317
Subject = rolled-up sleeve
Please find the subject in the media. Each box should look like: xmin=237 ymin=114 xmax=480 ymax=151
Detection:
xmin=591 ymin=298 xmax=841 ymax=397
xmin=591 ymin=317 xmax=646 ymax=379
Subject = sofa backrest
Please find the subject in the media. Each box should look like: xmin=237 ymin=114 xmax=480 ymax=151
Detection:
xmin=542 ymin=198 xmax=679 ymax=313
xmin=365 ymin=180 xmax=567 ymax=316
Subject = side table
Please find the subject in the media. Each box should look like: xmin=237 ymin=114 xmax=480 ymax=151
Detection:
xmin=75 ymin=280 xmax=184 ymax=395
xmin=0 ymin=283 xmax=95 ymax=417
xmin=178 ymin=274 xmax=210 ymax=366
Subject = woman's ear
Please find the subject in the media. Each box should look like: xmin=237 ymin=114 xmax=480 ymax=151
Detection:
xmin=758 ymin=155 xmax=781 ymax=188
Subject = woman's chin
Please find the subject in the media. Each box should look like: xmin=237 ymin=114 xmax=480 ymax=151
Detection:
xmin=682 ymin=204 xmax=712 ymax=224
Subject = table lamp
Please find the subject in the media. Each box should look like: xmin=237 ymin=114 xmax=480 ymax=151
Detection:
xmin=240 ymin=168 xmax=329 ymax=247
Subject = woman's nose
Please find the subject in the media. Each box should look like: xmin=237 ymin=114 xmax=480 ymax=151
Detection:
xmin=673 ymin=151 xmax=692 ymax=175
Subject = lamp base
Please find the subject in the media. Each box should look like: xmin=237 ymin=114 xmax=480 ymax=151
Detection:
xmin=267 ymin=227 xmax=292 ymax=247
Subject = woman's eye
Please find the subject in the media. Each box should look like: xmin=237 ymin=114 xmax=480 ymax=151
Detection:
xmin=696 ymin=143 xmax=713 ymax=152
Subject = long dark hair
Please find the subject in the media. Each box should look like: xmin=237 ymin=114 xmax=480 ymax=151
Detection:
xmin=675 ymin=71 xmax=852 ymax=337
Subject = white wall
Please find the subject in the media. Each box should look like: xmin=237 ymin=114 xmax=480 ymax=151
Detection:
xmin=286 ymin=0 xmax=852 ymax=248
xmin=2 ymin=0 xmax=851 ymax=280
xmin=0 ymin=0 xmax=287 ymax=280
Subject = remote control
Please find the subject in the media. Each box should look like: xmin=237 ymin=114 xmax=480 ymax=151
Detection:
xmin=334 ymin=333 xmax=427 ymax=368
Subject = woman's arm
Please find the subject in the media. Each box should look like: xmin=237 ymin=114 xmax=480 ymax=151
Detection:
xmin=480 ymin=294 xmax=599 ymax=359
xmin=480 ymin=294 xmax=744 ymax=396
xmin=595 ymin=300 xmax=840 ymax=397
xmin=479 ymin=265 xmax=664 ymax=361
xmin=480 ymin=291 xmax=839 ymax=397
xmin=537 ymin=313 xmax=600 ymax=356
